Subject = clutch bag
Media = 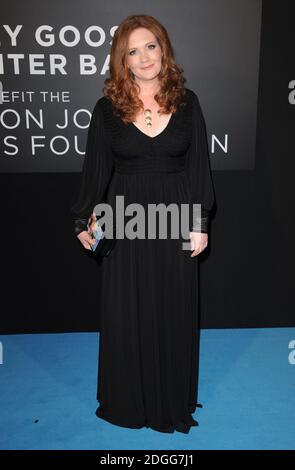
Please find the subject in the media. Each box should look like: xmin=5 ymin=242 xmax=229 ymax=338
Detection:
xmin=88 ymin=218 xmax=116 ymax=258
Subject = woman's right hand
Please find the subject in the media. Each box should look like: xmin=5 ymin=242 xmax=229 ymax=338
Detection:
xmin=77 ymin=230 xmax=96 ymax=251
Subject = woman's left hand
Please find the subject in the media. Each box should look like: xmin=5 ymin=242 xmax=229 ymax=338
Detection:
xmin=189 ymin=232 xmax=208 ymax=257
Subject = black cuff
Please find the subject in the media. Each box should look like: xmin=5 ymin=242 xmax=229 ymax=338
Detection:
xmin=74 ymin=218 xmax=89 ymax=236
xmin=190 ymin=217 xmax=209 ymax=234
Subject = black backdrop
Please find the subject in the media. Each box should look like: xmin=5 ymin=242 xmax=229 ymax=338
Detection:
xmin=0 ymin=0 xmax=294 ymax=333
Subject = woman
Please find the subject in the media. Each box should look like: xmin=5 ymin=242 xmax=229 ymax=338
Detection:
xmin=71 ymin=14 xmax=215 ymax=434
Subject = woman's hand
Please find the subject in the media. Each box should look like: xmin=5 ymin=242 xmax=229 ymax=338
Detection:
xmin=77 ymin=231 xmax=96 ymax=250
xmin=77 ymin=213 xmax=97 ymax=250
xmin=189 ymin=232 xmax=208 ymax=257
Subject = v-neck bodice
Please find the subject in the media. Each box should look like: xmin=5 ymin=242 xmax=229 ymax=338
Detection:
xmin=101 ymin=90 xmax=193 ymax=164
xmin=131 ymin=112 xmax=174 ymax=140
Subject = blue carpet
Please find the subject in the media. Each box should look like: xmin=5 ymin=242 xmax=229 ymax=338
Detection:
xmin=0 ymin=328 xmax=294 ymax=450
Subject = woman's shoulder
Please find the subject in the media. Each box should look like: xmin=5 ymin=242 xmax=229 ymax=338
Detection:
xmin=92 ymin=95 xmax=109 ymax=112
xmin=184 ymin=87 xmax=200 ymax=104
xmin=87 ymin=95 xmax=113 ymax=125
xmin=183 ymin=87 xmax=204 ymax=119
xmin=184 ymin=87 xmax=195 ymax=97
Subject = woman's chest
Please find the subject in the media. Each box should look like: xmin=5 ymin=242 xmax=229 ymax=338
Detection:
xmin=132 ymin=106 xmax=172 ymax=139
xmin=104 ymin=104 xmax=193 ymax=160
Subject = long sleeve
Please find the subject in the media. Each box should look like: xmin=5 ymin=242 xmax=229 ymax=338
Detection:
xmin=70 ymin=98 xmax=114 ymax=236
xmin=185 ymin=91 xmax=215 ymax=233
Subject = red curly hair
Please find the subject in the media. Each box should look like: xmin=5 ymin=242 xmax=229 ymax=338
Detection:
xmin=102 ymin=14 xmax=188 ymax=124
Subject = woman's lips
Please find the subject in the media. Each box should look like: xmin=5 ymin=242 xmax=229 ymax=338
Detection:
xmin=141 ymin=64 xmax=154 ymax=70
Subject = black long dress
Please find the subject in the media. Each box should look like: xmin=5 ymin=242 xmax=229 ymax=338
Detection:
xmin=70 ymin=87 xmax=215 ymax=434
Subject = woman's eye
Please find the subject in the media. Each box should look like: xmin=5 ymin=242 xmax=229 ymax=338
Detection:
xmin=129 ymin=44 xmax=156 ymax=56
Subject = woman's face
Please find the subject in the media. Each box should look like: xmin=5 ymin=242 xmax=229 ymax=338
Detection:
xmin=126 ymin=27 xmax=162 ymax=84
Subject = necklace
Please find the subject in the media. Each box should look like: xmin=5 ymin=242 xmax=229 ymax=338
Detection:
xmin=143 ymin=108 xmax=152 ymax=127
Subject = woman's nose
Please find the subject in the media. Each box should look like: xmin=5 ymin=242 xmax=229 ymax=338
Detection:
xmin=140 ymin=52 xmax=149 ymax=62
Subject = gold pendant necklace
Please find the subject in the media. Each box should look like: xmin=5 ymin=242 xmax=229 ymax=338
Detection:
xmin=144 ymin=108 xmax=152 ymax=127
